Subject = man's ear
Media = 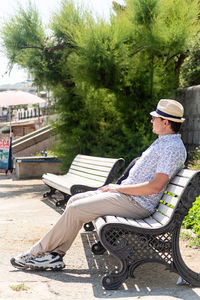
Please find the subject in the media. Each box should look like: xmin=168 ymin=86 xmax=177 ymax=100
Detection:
xmin=164 ymin=119 xmax=169 ymax=126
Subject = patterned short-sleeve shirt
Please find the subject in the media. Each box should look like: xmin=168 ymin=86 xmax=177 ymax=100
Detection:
xmin=121 ymin=134 xmax=187 ymax=214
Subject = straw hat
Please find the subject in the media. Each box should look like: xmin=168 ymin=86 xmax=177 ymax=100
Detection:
xmin=150 ymin=99 xmax=185 ymax=123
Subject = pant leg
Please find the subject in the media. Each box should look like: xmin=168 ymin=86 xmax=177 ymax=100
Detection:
xmin=28 ymin=190 xmax=150 ymax=256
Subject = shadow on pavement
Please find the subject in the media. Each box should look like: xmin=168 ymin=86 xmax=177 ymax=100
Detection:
xmin=81 ymin=232 xmax=200 ymax=299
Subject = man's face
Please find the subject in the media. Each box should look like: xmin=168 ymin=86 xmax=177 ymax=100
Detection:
xmin=151 ymin=116 xmax=166 ymax=135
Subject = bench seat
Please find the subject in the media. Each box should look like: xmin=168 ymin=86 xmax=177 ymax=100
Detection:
xmin=42 ymin=173 xmax=107 ymax=195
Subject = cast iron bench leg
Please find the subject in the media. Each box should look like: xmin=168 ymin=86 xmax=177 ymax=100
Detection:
xmin=43 ymin=187 xmax=56 ymax=198
xmin=91 ymin=241 xmax=106 ymax=255
xmin=84 ymin=222 xmax=95 ymax=231
xmin=101 ymin=259 xmax=128 ymax=290
xmin=56 ymin=194 xmax=71 ymax=207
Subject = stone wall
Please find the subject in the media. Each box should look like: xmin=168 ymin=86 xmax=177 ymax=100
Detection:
xmin=177 ymin=85 xmax=200 ymax=151
xmin=13 ymin=138 xmax=52 ymax=157
xmin=12 ymin=126 xmax=55 ymax=157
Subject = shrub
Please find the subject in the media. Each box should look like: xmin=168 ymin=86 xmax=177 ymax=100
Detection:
xmin=182 ymin=195 xmax=200 ymax=247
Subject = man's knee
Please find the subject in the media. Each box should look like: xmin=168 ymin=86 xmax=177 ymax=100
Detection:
xmin=65 ymin=201 xmax=95 ymax=223
xmin=67 ymin=193 xmax=82 ymax=206
xmin=67 ymin=190 xmax=99 ymax=206
xmin=63 ymin=202 xmax=81 ymax=222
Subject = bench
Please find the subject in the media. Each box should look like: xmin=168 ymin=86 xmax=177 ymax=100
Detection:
xmin=42 ymin=154 xmax=125 ymax=209
xmin=91 ymin=168 xmax=200 ymax=290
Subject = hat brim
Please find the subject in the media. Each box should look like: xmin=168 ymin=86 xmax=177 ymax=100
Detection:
xmin=150 ymin=111 xmax=185 ymax=123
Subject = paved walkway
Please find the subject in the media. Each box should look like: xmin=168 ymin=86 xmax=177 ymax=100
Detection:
xmin=0 ymin=173 xmax=200 ymax=300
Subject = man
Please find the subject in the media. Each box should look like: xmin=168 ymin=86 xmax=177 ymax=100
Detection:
xmin=11 ymin=99 xmax=187 ymax=271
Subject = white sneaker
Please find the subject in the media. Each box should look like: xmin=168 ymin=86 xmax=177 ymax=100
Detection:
xmin=10 ymin=253 xmax=34 ymax=269
xmin=26 ymin=253 xmax=65 ymax=270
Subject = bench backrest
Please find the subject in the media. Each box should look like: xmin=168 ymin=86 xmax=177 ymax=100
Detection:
xmin=152 ymin=169 xmax=199 ymax=226
xmin=68 ymin=154 xmax=125 ymax=186
xmin=100 ymin=168 xmax=200 ymax=231
xmin=126 ymin=168 xmax=200 ymax=230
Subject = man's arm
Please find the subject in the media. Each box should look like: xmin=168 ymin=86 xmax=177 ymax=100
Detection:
xmin=99 ymin=173 xmax=169 ymax=196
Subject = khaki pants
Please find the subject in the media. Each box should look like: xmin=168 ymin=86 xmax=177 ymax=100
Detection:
xmin=29 ymin=190 xmax=150 ymax=256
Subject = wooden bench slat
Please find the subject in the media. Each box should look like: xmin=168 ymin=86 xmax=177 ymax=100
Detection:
xmin=105 ymin=215 xmax=120 ymax=224
xmin=67 ymin=174 xmax=103 ymax=185
xmin=74 ymin=156 xmax=120 ymax=167
xmin=143 ymin=216 xmax=162 ymax=228
xmin=157 ymin=203 xmax=174 ymax=218
xmin=68 ymin=169 xmax=106 ymax=183
xmin=170 ymin=176 xmax=190 ymax=187
xmin=69 ymin=165 xmax=110 ymax=177
xmin=101 ymin=216 xmax=153 ymax=229
xmin=71 ymin=159 xmax=116 ymax=168
xmin=42 ymin=174 xmax=106 ymax=195
xmin=75 ymin=154 xmax=120 ymax=163
xmin=42 ymin=178 xmax=71 ymax=194
xmin=43 ymin=174 xmax=104 ymax=188
xmin=71 ymin=162 xmax=113 ymax=172
xmin=116 ymin=216 xmax=131 ymax=225
xmin=152 ymin=211 xmax=169 ymax=225
xmin=177 ymin=168 xmax=197 ymax=178
xmin=165 ymin=183 xmax=184 ymax=196
xmin=132 ymin=219 xmax=152 ymax=229
xmin=161 ymin=194 xmax=179 ymax=207
xmin=73 ymin=160 xmax=119 ymax=168
xmin=125 ymin=218 xmax=140 ymax=227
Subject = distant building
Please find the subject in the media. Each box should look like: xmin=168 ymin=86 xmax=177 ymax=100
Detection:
xmin=0 ymin=80 xmax=36 ymax=93
xmin=0 ymin=81 xmax=49 ymax=138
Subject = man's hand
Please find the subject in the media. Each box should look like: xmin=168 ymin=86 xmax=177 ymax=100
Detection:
xmin=98 ymin=173 xmax=169 ymax=196
xmin=98 ymin=184 xmax=120 ymax=192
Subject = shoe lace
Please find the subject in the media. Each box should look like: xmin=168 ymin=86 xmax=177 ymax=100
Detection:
xmin=21 ymin=253 xmax=35 ymax=262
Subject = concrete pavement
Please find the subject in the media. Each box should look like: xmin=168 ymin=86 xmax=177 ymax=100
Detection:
xmin=0 ymin=173 xmax=200 ymax=300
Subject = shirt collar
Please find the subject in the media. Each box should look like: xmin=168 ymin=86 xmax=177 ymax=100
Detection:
xmin=152 ymin=134 xmax=180 ymax=146
xmin=158 ymin=133 xmax=180 ymax=140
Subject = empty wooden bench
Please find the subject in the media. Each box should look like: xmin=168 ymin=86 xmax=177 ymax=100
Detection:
xmin=92 ymin=168 xmax=200 ymax=290
xmin=42 ymin=154 xmax=125 ymax=209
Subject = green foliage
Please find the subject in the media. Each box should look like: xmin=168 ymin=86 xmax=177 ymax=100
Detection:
xmin=0 ymin=2 xmax=44 ymax=70
xmin=180 ymin=148 xmax=200 ymax=247
xmin=182 ymin=195 xmax=200 ymax=246
xmin=179 ymin=35 xmax=200 ymax=87
xmin=186 ymin=146 xmax=200 ymax=170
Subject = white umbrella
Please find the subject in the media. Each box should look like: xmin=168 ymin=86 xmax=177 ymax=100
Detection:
xmin=0 ymin=90 xmax=46 ymax=136
xmin=0 ymin=90 xmax=46 ymax=107
xmin=0 ymin=90 xmax=46 ymax=173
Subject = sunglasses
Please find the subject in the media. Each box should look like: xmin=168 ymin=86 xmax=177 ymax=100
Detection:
xmin=151 ymin=116 xmax=164 ymax=121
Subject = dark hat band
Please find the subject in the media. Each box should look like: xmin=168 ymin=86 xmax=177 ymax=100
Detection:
xmin=156 ymin=109 xmax=182 ymax=120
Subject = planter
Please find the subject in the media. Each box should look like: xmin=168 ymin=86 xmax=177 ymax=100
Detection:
xmin=14 ymin=156 xmax=62 ymax=179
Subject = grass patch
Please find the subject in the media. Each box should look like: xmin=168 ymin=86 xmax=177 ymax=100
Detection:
xmin=180 ymin=229 xmax=195 ymax=240
xmin=180 ymin=228 xmax=198 ymax=247
xmin=9 ymin=283 xmax=30 ymax=292
xmin=180 ymin=230 xmax=200 ymax=248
